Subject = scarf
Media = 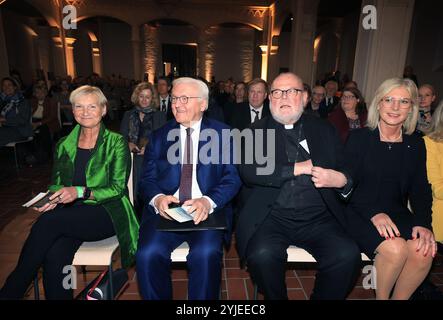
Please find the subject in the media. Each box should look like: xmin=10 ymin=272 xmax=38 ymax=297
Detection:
xmin=0 ymin=92 xmax=25 ymax=117
xmin=128 ymin=106 xmax=155 ymax=144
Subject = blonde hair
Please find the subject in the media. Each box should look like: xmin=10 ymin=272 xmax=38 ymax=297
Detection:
xmin=70 ymin=85 xmax=107 ymax=108
xmin=366 ymin=78 xmax=419 ymax=135
xmin=131 ymin=82 xmax=159 ymax=108
xmin=425 ymin=100 xmax=443 ymax=141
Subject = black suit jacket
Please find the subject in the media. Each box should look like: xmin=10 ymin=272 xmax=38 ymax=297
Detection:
xmin=235 ymin=114 xmax=352 ymax=260
xmin=159 ymin=96 xmax=174 ymax=120
xmin=344 ymin=127 xmax=432 ymax=228
xmin=229 ymin=101 xmax=271 ymax=131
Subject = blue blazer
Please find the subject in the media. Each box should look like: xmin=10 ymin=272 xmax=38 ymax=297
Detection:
xmin=139 ymin=116 xmax=242 ymax=242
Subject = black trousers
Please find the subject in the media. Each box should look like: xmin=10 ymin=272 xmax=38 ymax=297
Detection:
xmin=0 ymin=204 xmax=115 ymax=300
xmin=246 ymin=213 xmax=361 ymax=300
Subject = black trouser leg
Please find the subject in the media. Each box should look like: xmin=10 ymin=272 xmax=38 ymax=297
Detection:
xmin=0 ymin=204 xmax=114 ymax=299
xmin=42 ymin=237 xmax=83 ymax=300
xmin=245 ymin=214 xmax=360 ymax=300
xmin=246 ymin=216 xmax=292 ymax=300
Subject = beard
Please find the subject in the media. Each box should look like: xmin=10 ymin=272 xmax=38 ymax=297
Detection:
xmin=270 ymin=101 xmax=303 ymax=125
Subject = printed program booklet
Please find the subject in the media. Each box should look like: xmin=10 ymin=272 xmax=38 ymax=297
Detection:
xmin=164 ymin=204 xmax=194 ymax=223
xmin=23 ymin=191 xmax=55 ymax=208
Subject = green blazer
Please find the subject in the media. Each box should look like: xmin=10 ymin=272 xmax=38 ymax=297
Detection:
xmin=49 ymin=123 xmax=139 ymax=268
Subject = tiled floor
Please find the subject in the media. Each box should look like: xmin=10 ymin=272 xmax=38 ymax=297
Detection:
xmin=1 ymin=150 xmax=442 ymax=300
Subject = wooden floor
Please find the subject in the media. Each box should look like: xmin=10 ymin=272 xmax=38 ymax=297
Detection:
xmin=1 ymin=148 xmax=442 ymax=300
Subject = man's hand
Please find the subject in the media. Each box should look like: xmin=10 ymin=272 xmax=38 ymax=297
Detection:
xmin=183 ymin=197 xmax=211 ymax=225
xmin=294 ymin=159 xmax=313 ymax=176
xmin=155 ymin=195 xmax=180 ymax=220
xmin=311 ymin=167 xmax=347 ymax=188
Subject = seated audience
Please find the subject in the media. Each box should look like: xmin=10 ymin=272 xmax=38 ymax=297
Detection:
xmin=0 ymin=77 xmax=32 ymax=146
xmin=328 ymin=87 xmax=367 ymax=143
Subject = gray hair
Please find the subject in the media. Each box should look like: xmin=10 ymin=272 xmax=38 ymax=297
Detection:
xmin=70 ymin=85 xmax=108 ymax=109
xmin=172 ymin=77 xmax=209 ymax=110
xmin=366 ymin=78 xmax=419 ymax=135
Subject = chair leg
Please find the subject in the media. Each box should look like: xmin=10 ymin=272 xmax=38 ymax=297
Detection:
xmin=253 ymin=284 xmax=258 ymax=300
xmin=108 ymin=264 xmax=114 ymax=300
xmin=34 ymin=276 xmax=40 ymax=300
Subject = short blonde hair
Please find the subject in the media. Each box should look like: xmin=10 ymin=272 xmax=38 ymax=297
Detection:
xmin=366 ymin=78 xmax=419 ymax=135
xmin=131 ymin=82 xmax=159 ymax=108
xmin=426 ymin=100 xmax=443 ymax=141
xmin=70 ymin=85 xmax=107 ymax=108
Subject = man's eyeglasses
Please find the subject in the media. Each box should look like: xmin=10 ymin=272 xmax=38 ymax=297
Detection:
xmin=171 ymin=96 xmax=202 ymax=104
xmin=381 ymin=96 xmax=412 ymax=108
xmin=270 ymin=88 xmax=303 ymax=99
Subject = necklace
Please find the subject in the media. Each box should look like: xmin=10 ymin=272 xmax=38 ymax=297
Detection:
xmin=378 ymin=124 xmax=402 ymax=150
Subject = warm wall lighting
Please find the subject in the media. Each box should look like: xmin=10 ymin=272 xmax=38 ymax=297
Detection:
xmin=259 ymin=45 xmax=268 ymax=81
xmin=0 ymin=0 xmax=7 ymax=5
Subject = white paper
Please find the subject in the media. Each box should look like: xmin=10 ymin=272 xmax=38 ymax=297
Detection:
xmin=22 ymin=192 xmax=49 ymax=208
xmin=299 ymin=139 xmax=310 ymax=154
xmin=164 ymin=206 xmax=194 ymax=223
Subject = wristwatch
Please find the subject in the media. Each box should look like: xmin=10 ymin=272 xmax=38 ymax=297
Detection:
xmin=83 ymin=187 xmax=91 ymax=199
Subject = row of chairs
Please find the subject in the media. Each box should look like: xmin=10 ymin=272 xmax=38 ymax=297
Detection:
xmin=29 ymin=152 xmax=384 ymax=300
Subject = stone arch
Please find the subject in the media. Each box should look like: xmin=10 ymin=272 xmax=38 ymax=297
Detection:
xmin=140 ymin=18 xmax=200 ymax=81
xmin=199 ymin=22 xmax=261 ymax=82
xmin=74 ymin=16 xmax=133 ymax=79
xmin=1 ymin=0 xmax=54 ymax=83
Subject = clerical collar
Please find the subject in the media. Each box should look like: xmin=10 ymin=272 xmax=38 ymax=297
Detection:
xmin=284 ymin=124 xmax=294 ymax=129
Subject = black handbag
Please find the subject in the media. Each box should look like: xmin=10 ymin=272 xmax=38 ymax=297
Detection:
xmin=78 ymin=268 xmax=129 ymax=300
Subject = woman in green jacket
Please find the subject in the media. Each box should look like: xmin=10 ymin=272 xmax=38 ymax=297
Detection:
xmin=0 ymin=85 xmax=139 ymax=299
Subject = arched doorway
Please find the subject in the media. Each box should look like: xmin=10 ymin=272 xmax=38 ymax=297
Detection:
xmin=74 ymin=16 xmax=132 ymax=79
xmin=202 ymin=22 xmax=261 ymax=83
xmin=314 ymin=0 xmax=362 ymax=86
xmin=1 ymin=0 xmax=52 ymax=85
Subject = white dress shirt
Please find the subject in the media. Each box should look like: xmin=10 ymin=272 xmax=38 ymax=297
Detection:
xmin=150 ymin=118 xmax=217 ymax=213
xmin=250 ymin=105 xmax=264 ymax=123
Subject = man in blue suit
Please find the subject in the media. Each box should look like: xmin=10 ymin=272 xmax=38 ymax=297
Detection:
xmin=136 ymin=77 xmax=242 ymax=300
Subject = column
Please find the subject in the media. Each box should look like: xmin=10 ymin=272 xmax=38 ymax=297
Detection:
xmin=131 ymin=25 xmax=142 ymax=81
xmin=289 ymin=0 xmax=319 ymax=86
xmin=64 ymin=35 xmax=76 ymax=78
xmin=259 ymin=8 xmax=273 ymax=81
xmin=352 ymin=0 xmax=415 ymax=101
xmin=51 ymin=27 xmax=67 ymax=77
xmin=91 ymin=40 xmax=103 ymax=76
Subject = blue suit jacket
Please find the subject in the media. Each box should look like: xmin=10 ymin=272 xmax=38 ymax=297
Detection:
xmin=139 ymin=116 xmax=242 ymax=242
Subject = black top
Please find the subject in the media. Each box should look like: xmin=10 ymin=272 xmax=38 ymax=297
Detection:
xmin=273 ymin=120 xmax=327 ymax=222
xmin=72 ymin=147 xmax=92 ymax=187
xmin=344 ymin=127 xmax=432 ymax=229
xmin=235 ymin=114 xmax=353 ymax=259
